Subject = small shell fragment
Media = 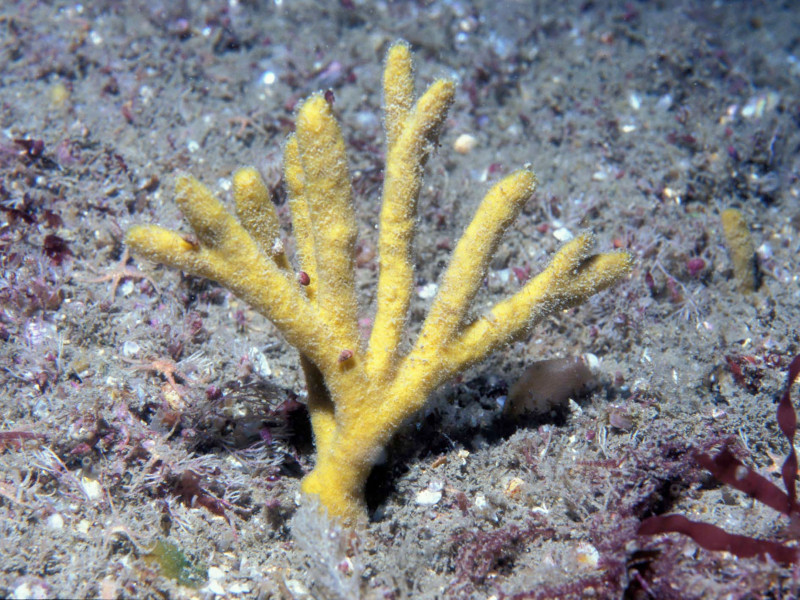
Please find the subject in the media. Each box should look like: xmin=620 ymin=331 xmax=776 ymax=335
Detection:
xmin=417 ymin=282 xmax=438 ymax=299
xmin=81 ymin=477 xmax=103 ymax=501
xmin=247 ymin=347 xmax=272 ymax=378
xmin=552 ymin=227 xmax=574 ymax=242
xmin=453 ymin=133 xmax=478 ymax=154
xmin=415 ymin=480 xmax=444 ymax=506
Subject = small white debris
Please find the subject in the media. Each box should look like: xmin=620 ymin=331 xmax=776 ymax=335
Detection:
xmin=741 ymin=98 xmax=759 ymax=118
xmin=76 ymin=519 xmax=91 ymax=534
xmin=531 ymin=502 xmax=550 ymax=515
xmin=139 ymin=85 xmax=154 ymax=105
xmin=187 ymin=140 xmax=200 ymax=153
xmin=283 ymin=579 xmax=311 ymax=597
xmin=247 ymin=347 xmax=272 ymax=378
xmin=757 ymin=242 xmax=773 ymax=260
xmin=228 ymin=582 xmax=251 ymax=594
xmin=207 ymin=567 xmax=225 ymax=580
xmin=568 ymin=398 xmax=582 ymax=415
xmin=592 ymin=170 xmax=608 ymax=181
xmin=417 ymin=282 xmax=438 ymax=299
xmin=620 ymin=124 xmax=637 ymax=133
xmin=473 ymin=492 xmax=498 ymax=521
xmin=494 ymin=268 xmax=511 ymax=285
xmin=656 ymin=94 xmax=673 ymax=111
xmin=121 ymin=340 xmax=140 ymax=358
xmin=81 ymin=477 xmax=102 ymax=501
xmin=742 ymin=92 xmax=779 ymax=119
xmin=261 ymin=70 xmax=276 ymax=86
xmin=415 ymin=480 xmax=444 ymax=506
xmin=355 ymin=110 xmax=379 ymax=130
xmin=628 ymin=91 xmax=641 ymax=111
xmin=204 ymin=579 xmax=226 ymax=595
xmin=453 ymin=133 xmax=478 ymax=154
xmin=552 ymin=227 xmax=574 ymax=242
xmin=46 ymin=513 xmax=64 ymax=530
xmin=119 ymin=279 xmax=135 ymax=297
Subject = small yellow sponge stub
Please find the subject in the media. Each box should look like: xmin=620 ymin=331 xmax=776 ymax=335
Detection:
xmin=721 ymin=208 xmax=760 ymax=293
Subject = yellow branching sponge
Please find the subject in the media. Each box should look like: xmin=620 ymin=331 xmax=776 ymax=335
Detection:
xmin=126 ymin=41 xmax=633 ymax=523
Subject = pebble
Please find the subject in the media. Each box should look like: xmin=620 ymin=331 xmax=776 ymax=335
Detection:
xmin=552 ymin=227 xmax=573 ymax=242
xmin=453 ymin=133 xmax=478 ymax=154
xmin=417 ymin=282 xmax=438 ymax=299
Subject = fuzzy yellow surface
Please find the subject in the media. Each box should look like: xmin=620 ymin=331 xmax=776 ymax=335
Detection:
xmin=295 ymin=95 xmax=361 ymax=355
xmin=367 ymin=46 xmax=455 ymax=380
xmin=283 ymin=136 xmax=318 ymax=302
xmin=418 ymin=170 xmax=538 ymax=352
xmin=126 ymin=41 xmax=633 ymax=524
xmin=721 ymin=208 xmax=758 ymax=292
xmin=382 ymin=41 xmax=414 ymax=148
xmin=232 ymin=167 xmax=290 ymax=271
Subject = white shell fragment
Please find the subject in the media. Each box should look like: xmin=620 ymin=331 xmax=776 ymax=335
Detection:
xmin=453 ymin=133 xmax=478 ymax=154
xmin=247 ymin=347 xmax=272 ymax=378
xmin=417 ymin=282 xmax=438 ymax=299
xmin=80 ymin=477 xmax=103 ymax=501
xmin=415 ymin=480 xmax=444 ymax=506
xmin=552 ymin=227 xmax=574 ymax=242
